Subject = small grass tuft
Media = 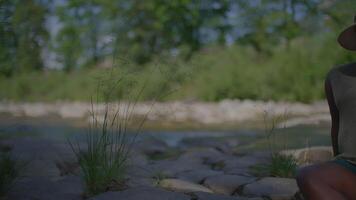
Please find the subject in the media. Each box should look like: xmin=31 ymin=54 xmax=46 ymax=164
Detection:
xmin=250 ymin=110 xmax=298 ymax=178
xmin=250 ymin=152 xmax=297 ymax=178
xmin=152 ymin=171 xmax=169 ymax=186
xmin=0 ymin=152 xmax=24 ymax=197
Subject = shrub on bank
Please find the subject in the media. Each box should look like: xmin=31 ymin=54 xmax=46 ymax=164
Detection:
xmin=1 ymin=34 xmax=355 ymax=103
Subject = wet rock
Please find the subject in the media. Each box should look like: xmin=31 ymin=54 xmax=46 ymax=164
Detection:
xmin=2 ymin=138 xmax=76 ymax=180
xmin=203 ymin=174 xmax=256 ymax=195
xmin=127 ymin=150 xmax=148 ymax=166
xmin=159 ymin=178 xmax=213 ymax=193
xmin=179 ymin=137 xmax=239 ymax=153
xmin=224 ymin=168 xmax=252 ymax=177
xmin=126 ymin=177 xmax=157 ymax=188
xmin=6 ymin=176 xmax=84 ymax=200
xmin=175 ymin=169 xmax=223 ymax=183
xmin=191 ymin=191 xmax=254 ymax=200
xmin=223 ymin=155 xmax=270 ymax=172
xmin=178 ymin=147 xmax=224 ymax=163
xmin=24 ymin=159 xmax=62 ymax=180
xmin=242 ymin=177 xmax=299 ymax=200
xmin=133 ymin=138 xmax=169 ymax=156
xmin=88 ymin=186 xmax=191 ymax=200
xmin=147 ymin=156 xmax=210 ymax=177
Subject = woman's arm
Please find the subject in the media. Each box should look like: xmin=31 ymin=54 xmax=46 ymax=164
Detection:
xmin=325 ymin=78 xmax=340 ymax=156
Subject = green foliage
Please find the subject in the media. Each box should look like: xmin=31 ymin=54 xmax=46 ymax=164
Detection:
xmin=0 ymin=0 xmax=48 ymax=76
xmin=54 ymin=0 xmax=105 ymax=71
xmin=250 ymin=153 xmax=298 ymax=178
xmin=69 ymin=102 xmax=131 ymax=196
xmin=1 ymin=32 xmax=356 ymax=102
xmin=111 ymin=0 xmax=230 ymax=64
xmin=249 ymin=109 xmax=297 ymax=178
xmin=0 ymin=152 xmax=23 ymax=196
xmin=68 ymin=70 xmax=152 ymax=196
xmin=152 ymin=171 xmax=169 ymax=186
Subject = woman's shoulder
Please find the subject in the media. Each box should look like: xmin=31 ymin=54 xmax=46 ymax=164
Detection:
xmin=326 ymin=62 xmax=356 ymax=81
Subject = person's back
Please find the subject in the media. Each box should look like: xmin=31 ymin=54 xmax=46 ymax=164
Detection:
xmin=297 ymin=17 xmax=356 ymax=200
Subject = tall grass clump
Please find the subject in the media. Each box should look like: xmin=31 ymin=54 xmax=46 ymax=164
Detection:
xmin=250 ymin=110 xmax=298 ymax=178
xmin=68 ymin=68 xmax=153 ymax=197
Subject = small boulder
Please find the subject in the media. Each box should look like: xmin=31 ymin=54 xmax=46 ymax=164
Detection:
xmin=88 ymin=186 xmax=191 ymax=200
xmin=192 ymin=191 xmax=263 ymax=200
xmin=242 ymin=177 xmax=299 ymax=200
xmin=175 ymin=169 xmax=223 ymax=183
xmin=6 ymin=176 xmax=84 ymax=200
xmin=179 ymin=137 xmax=238 ymax=153
xmin=133 ymin=138 xmax=169 ymax=156
xmin=159 ymin=178 xmax=213 ymax=193
xmin=203 ymin=174 xmax=256 ymax=195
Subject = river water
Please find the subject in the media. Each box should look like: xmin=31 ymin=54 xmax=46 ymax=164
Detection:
xmin=0 ymin=114 xmax=331 ymax=151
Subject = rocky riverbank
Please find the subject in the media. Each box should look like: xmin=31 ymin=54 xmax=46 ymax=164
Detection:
xmin=0 ymin=100 xmax=330 ymax=128
xmin=0 ymin=136 xmax=333 ymax=200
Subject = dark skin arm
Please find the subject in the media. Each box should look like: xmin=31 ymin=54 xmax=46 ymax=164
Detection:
xmin=325 ymin=77 xmax=340 ymax=156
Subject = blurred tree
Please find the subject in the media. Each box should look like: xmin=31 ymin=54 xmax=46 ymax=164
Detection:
xmin=106 ymin=0 xmax=231 ymax=64
xmin=0 ymin=0 xmax=48 ymax=76
xmin=235 ymin=0 xmax=320 ymax=52
xmin=318 ymin=0 xmax=356 ymax=31
xmin=0 ymin=0 xmax=16 ymax=76
xmin=55 ymin=0 xmax=104 ymax=71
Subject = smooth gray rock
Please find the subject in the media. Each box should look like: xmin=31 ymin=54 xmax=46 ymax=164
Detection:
xmin=179 ymin=137 xmax=239 ymax=153
xmin=224 ymin=168 xmax=253 ymax=177
xmin=175 ymin=169 xmax=223 ymax=183
xmin=159 ymin=178 xmax=213 ymax=193
xmin=2 ymin=137 xmax=78 ymax=180
xmin=203 ymin=174 xmax=256 ymax=195
xmin=23 ymin=159 xmax=62 ymax=180
xmin=88 ymin=186 xmax=191 ymax=200
xmin=126 ymin=177 xmax=156 ymax=188
xmin=6 ymin=176 xmax=84 ymax=200
xmin=126 ymin=150 xmax=148 ymax=166
xmin=223 ymin=155 xmax=270 ymax=171
xmin=192 ymin=191 xmax=263 ymax=200
xmin=133 ymin=138 xmax=169 ymax=155
xmin=177 ymin=148 xmax=225 ymax=163
xmin=242 ymin=177 xmax=299 ymax=200
xmin=147 ymin=158 xmax=210 ymax=177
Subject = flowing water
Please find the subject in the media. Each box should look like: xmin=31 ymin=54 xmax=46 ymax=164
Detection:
xmin=0 ymin=114 xmax=331 ymax=151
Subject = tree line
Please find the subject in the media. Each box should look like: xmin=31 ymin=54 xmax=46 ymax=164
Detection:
xmin=0 ymin=0 xmax=354 ymax=76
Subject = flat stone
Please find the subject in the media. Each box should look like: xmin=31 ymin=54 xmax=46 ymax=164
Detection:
xmin=133 ymin=138 xmax=169 ymax=155
xmin=88 ymin=186 xmax=191 ymax=200
xmin=147 ymin=158 xmax=210 ymax=177
xmin=242 ymin=177 xmax=299 ymax=200
xmin=6 ymin=176 xmax=84 ymax=200
xmin=179 ymin=137 xmax=238 ymax=153
xmin=159 ymin=178 xmax=213 ymax=193
xmin=126 ymin=177 xmax=156 ymax=188
xmin=224 ymin=168 xmax=253 ymax=177
xmin=178 ymin=148 xmax=225 ymax=163
xmin=223 ymin=155 xmax=270 ymax=171
xmin=192 ymin=191 xmax=263 ymax=200
xmin=23 ymin=159 xmax=62 ymax=180
xmin=203 ymin=174 xmax=256 ymax=195
xmin=175 ymin=169 xmax=223 ymax=183
xmin=126 ymin=150 xmax=148 ymax=166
